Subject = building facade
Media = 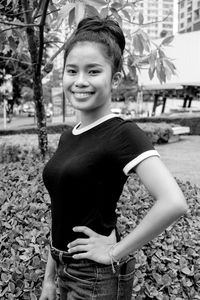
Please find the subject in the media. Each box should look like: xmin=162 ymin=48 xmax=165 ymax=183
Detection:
xmin=136 ymin=0 xmax=174 ymax=39
xmin=178 ymin=0 xmax=200 ymax=33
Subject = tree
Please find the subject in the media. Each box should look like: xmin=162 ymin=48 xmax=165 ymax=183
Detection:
xmin=0 ymin=0 xmax=176 ymax=158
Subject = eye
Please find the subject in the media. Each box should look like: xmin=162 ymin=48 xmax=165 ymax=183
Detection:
xmin=66 ymin=68 xmax=76 ymax=75
xmin=88 ymin=69 xmax=101 ymax=75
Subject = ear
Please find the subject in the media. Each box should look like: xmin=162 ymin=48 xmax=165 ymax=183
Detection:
xmin=112 ymin=72 xmax=122 ymax=89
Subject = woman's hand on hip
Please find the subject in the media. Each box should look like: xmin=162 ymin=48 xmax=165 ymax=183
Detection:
xmin=67 ymin=226 xmax=117 ymax=265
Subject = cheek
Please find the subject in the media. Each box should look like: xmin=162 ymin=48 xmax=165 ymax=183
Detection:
xmin=63 ymin=74 xmax=71 ymax=90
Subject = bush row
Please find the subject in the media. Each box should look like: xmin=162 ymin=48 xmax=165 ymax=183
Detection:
xmin=0 ymin=122 xmax=173 ymax=164
xmin=0 ymin=121 xmax=174 ymax=143
xmin=0 ymin=157 xmax=199 ymax=299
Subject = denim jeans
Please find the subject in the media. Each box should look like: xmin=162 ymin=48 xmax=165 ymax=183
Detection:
xmin=51 ymin=246 xmax=135 ymax=300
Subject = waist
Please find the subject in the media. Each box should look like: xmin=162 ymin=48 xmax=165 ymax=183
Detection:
xmin=50 ymin=244 xmax=99 ymax=265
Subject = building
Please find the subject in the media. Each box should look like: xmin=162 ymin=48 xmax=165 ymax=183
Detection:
xmin=135 ymin=0 xmax=174 ymax=39
xmin=178 ymin=0 xmax=200 ymax=33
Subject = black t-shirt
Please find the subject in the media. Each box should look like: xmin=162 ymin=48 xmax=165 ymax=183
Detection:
xmin=42 ymin=114 xmax=159 ymax=251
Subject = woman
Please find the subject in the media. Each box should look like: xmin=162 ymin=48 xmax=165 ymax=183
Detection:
xmin=40 ymin=16 xmax=187 ymax=300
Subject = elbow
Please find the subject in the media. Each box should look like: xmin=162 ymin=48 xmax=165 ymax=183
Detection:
xmin=173 ymin=195 xmax=188 ymax=217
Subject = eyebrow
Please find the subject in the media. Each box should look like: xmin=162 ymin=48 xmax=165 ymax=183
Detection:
xmin=65 ymin=63 xmax=103 ymax=68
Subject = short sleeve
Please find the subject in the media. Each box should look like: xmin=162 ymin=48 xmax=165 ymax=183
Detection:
xmin=111 ymin=120 xmax=160 ymax=175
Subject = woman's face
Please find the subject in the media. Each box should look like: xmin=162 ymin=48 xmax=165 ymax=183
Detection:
xmin=63 ymin=41 xmax=113 ymax=113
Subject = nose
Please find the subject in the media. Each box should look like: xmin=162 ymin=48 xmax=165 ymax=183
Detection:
xmin=74 ymin=72 xmax=89 ymax=87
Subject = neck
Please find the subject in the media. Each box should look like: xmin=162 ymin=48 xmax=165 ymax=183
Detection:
xmin=78 ymin=102 xmax=112 ymax=128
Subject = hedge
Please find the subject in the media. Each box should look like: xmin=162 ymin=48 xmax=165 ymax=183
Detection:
xmin=0 ymin=155 xmax=199 ymax=299
xmin=0 ymin=121 xmax=174 ymax=144
xmin=0 ymin=122 xmax=174 ymax=164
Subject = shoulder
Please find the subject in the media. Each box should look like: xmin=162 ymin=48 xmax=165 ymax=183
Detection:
xmin=58 ymin=127 xmax=72 ymax=146
xmin=111 ymin=118 xmax=149 ymax=142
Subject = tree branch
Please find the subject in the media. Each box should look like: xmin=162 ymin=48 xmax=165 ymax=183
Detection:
xmin=34 ymin=8 xmax=60 ymax=20
xmin=0 ymin=55 xmax=33 ymax=65
xmin=0 ymin=26 xmax=20 ymax=33
xmin=0 ymin=20 xmax=39 ymax=27
xmin=12 ymin=68 xmax=31 ymax=78
xmin=2 ymin=9 xmax=33 ymax=18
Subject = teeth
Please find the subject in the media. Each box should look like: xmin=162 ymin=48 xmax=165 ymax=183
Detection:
xmin=73 ymin=93 xmax=93 ymax=99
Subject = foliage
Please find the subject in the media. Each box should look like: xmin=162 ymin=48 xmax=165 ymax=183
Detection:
xmin=0 ymin=122 xmax=174 ymax=163
xmin=137 ymin=122 xmax=173 ymax=144
xmin=0 ymin=155 xmax=199 ymax=299
xmin=116 ymin=175 xmax=200 ymax=299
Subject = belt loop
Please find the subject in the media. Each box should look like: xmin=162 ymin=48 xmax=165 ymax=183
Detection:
xmin=59 ymin=251 xmax=64 ymax=264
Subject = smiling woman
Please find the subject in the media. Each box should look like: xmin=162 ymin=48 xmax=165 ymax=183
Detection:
xmin=40 ymin=16 xmax=187 ymax=300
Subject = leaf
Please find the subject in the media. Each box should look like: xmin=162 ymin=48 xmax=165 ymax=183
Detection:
xmin=138 ymin=11 xmax=144 ymax=25
xmin=161 ymin=35 xmax=174 ymax=46
xmin=68 ymin=7 xmax=75 ymax=28
xmin=111 ymin=2 xmax=122 ymax=10
xmin=100 ymin=6 xmax=108 ymax=18
xmin=85 ymin=5 xmax=100 ymax=18
xmin=148 ymin=66 xmax=156 ymax=80
xmin=133 ymin=34 xmax=144 ymax=55
xmin=8 ymin=282 xmax=15 ymax=293
xmin=30 ymin=293 xmax=37 ymax=300
xmin=85 ymin=0 xmax=107 ymax=6
xmin=181 ymin=267 xmax=192 ymax=275
xmin=110 ymin=8 xmax=122 ymax=27
xmin=121 ymin=9 xmax=131 ymax=22
xmin=75 ymin=1 xmax=85 ymax=24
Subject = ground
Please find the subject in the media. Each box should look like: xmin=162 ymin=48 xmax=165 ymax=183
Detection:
xmin=155 ymin=135 xmax=200 ymax=186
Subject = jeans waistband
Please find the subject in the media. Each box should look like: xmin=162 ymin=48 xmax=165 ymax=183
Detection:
xmin=51 ymin=244 xmax=75 ymax=264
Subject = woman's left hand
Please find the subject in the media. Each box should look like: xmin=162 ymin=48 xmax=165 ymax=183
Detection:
xmin=67 ymin=226 xmax=117 ymax=265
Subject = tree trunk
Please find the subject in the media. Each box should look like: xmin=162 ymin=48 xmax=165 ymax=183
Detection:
xmin=22 ymin=0 xmax=48 ymax=158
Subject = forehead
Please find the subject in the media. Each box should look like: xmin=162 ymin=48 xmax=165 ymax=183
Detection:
xmin=66 ymin=41 xmax=111 ymax=66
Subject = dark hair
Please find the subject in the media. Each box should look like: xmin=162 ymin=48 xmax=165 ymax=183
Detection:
xmin=63 ymin=16 xmax=126 ymax=75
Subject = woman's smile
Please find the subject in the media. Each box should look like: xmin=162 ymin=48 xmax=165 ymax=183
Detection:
xmin=71 ymin=91 xmax=95 ymax=100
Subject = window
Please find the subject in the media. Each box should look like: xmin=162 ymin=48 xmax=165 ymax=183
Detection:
xmin=163 ymin=24 xmax=173 ymax=28
xmin=180 ymin=23 xmax=184 ymax=28
xmin=181 ymin=12 xmax=184 ymax=18
xmin=194 ymin=8 xmax=200 ymax=20
xmin=187 ymin=27 xmax=192 ymax=32
xmin=187 ymin=16 xmax=192 ymax=22
xmin=187 ymin=5 xmax=192 ymax=12
xmin=198 ymin=1 xmax=200 ymax=8
xmin=163 ymin=4 xmax=172 ymax=8
xmin=180 ymin=0 xmax=185 ymax=9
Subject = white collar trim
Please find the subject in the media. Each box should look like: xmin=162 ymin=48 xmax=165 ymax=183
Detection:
xmin=72 ymin=114 xmax=118 ymax=135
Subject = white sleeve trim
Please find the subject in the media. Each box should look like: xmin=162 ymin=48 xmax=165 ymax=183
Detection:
xmin=123 ymin=150 xmax=160 ymax=175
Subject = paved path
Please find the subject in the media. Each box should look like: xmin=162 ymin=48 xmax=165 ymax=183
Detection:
xmin=155 ymin=136 xmax=200 ymax=186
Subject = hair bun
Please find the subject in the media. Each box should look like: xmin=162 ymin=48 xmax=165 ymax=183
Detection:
xmin=76 ymin=16 xmax=125 ymax=54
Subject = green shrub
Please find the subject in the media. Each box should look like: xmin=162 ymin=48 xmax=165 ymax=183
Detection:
xmin=0 ymin=123 xmax=173 ymax=164
xmin=0 ymin=158 xmax=199 ymax=299
xmin=0 ymin=135 xmax=59 ymax=164
xmin=137 ymin=122 xmax=173 ymax=144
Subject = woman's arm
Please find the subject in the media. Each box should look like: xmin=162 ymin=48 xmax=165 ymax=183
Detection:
xmin=39 ymin=248 xmax=57 ymax=300
xmin=111 ymin=156 xmax=188 ymax=260
xmin=67 ymin=156 xmax=188 ymax=265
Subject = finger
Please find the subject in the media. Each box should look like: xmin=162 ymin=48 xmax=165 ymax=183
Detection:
xmin=73 ymin=226 xmax=99 ymax=237
xmin=67 ymin=238 xmax=89 ymax=248
xmin=72 ymin=252 xmax=89 ymax=260
xmin=68 ymin=245 xmax=90 ymax=254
